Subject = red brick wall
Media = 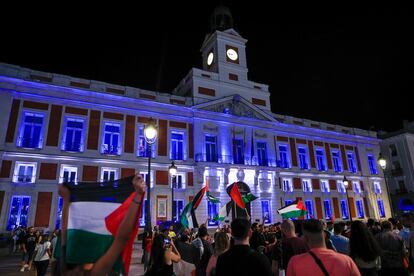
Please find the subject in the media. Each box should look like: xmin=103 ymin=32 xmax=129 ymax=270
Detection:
xmin=340 ymin=145 xmax=348 ymax=171
xmin=187 ymin=172 xmax=193 ymax=186
xmin=308 ymin=140 xmax=316 ymax=168
xmin=83 ymin=165 xmax=98 ymax=181
xmin=156 ymin=171 xmax=168 ymax=185
xmin=158 ymin=120 xmax=167 ymax=156
xmin=332 ymin=197 xmax=340 ymax=219
xmin=124 ymin=115 xmax=135 ymax=153
xmin=65 ymin=106 xmax=88 ymax=115
xmin=0 ymin=160 xmax=12 ymax=178
xmin=121 ymin=168 xmax=135 ymax=178
xmin=198 ymin=87 xmax=215 ymax=96
xmin=46 ymin=105 xmax=63 ymax=146
xmin=329 ymin=180 xmax=337 ymax=190
xmin=293 ymin=178 xmax=301 ymax=189
xmin=169 ymin=121 xmax=186 ymax=129
xmin=87 ymin=110 xmax=101 ymax=150
xmin=325 ymin=143 xmax=333 ymax=170
xmin=34 ymin=192 xmax=52 ymax=227
xmin=349 ymin=197 xmax=356 ymax=218
xmin=39 ymin=163 xmax=58 ymax=180
xmin=6 ymin=99 xmax=20 ymax=143
xmin=315 ymin=197 xmax=323 ymax=219
xmin=188 ymin=124 xmax=194 ymax=159
xmin=289 ymin=138 xmax=298 ymax=167
xmin=312 ymin=179 xmax=320 ymax=190
xmin=103 ymin=112 xmax=124 ymax=120
xmin=23 ymin=101 xmax=48 ymax=110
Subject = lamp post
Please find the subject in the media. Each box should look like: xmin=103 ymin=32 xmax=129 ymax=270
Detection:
xmin=144 ymin=118 xmax=157 ymax=232
xmin=168 ymin=161 xmax=177 ymax=222
xmin=343 ymin=176 xmax=353 ymax=222
xmin=378 ymin=153 xmax=394 ymax=217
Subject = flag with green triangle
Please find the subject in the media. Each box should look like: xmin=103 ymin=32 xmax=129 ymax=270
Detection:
xmin=242 ymin=193 xmax=258 ymax=204
xmin=205 ymin=178 xmax=220 ymax=203
xmin=213 ymin=201 xmax=233 ymax=222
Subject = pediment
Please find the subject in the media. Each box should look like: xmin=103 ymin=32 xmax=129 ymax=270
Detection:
xmin=193 ymin=95 xmax=277 ymax=122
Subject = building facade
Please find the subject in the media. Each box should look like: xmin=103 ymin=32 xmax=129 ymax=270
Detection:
xmin=379 ymin=121 xmax=414 ymax=215
xmin=0 ymin=26 xmax=391 ymax=232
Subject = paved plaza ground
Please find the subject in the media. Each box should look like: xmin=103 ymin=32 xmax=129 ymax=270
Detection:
xmin=0 ymin=242 xmax=145 ymax=275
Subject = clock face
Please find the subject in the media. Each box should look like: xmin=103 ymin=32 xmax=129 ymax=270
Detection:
xmin=226 ymin=48 xmax=238 ymax=61
xmin=207 ymin=52 xmax=214 ymax=66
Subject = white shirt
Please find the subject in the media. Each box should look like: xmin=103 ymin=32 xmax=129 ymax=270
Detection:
xmin=34 ymin=241 xmax=51 ymax=262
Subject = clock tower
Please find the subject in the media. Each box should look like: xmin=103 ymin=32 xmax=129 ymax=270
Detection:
xmin=201 ymin=5 xmax=249 ymax=83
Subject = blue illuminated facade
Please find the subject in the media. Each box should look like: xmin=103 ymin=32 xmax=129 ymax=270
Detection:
xmin=0 ymin=24 xmax=392 ymax=232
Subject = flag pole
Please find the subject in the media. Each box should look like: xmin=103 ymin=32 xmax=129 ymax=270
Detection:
xmin=244 ymin=208 xmax=250 ymax=221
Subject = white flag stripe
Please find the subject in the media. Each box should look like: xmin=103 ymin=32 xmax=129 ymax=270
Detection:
xmin=68 ymin=201 xmax=120 ymax=235
xmin=277 ymin=204 xmax=300 ymax=214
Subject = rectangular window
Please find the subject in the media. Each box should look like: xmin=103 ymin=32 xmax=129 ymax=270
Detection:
xmin=139 ymin=200 xmax=150 ymax=227
xmin=367 ymin=155 xmax=378 ymax=175
xmin=55 ymin=197 xmax=64 ymax=229
xmin=305 ymin=200 xmax=314 ymax=219
xmin=60 ymin=165 xmax=78 ymax=184
xmin=347 ymin=152 xmax=357 ymax=173
xmin=172 ymin=200 xmax=184 ymax=223
xmin=137 ymin=126 xmax=156 ymax=158
xmin=278 ymin=145 xmax=290 ymax=168
xmin=377 ymin=199 xmax=385 ymax=218
xmin=208 ymin=201 xmax=218 ymax=226
xmin=101 ymin=168 xmax=118 ymax=182
xmin=7 ymin=196 xmax=31 ymax=231
xmin=332 ymin=151 xmax=343 ymax=172
xmin=18 ymin=112 xmax=44 ymax=149
xmin=172 ymin=174 xmax=185 ymax=189
xmin=340 ymin=199 xmax=349 ymax=219
xmin=302 ymin=179 xmax=312 ymax=193
xmin=257 ymin=142 xmax=268 ymax=166
xmin=205 ymin=135 xmax=217 ymax=162
xmin=298 ymin=147 xmax=309 ymax=170
xmin=337 ymin=181 xmax=346 ymax=193
xmin=233 ymin=139 xmax=244 ymax=164
xmin=356 ymin=200 xmax=364 ymax=219
xmin=315 ymin=149 xmax=327 ymax=171
xmin=285 ymin=199 xmax=293 ymax=206
xmin=324 ymin=200 xmax=332 ymax=219
xmin=373 ymin=182 xmax=382 ymax=194
xmin=282 ymin=179 xmax=293 ymax=192
xmin=140 ymin=171 xmax=154 ymax=188
xmin=102 ymin=122 xmax=121 ymax=155
xmin=13 ymin=162 xmax=37 ymax=183
xmin=170 ymin=131 xmax=184 ymax=160
xmin=261 ymin=200 xmax=271 ymax=224
xmin=321 ymin=180 xmax=330 ymax=193
xmin=62 ymin=118 xmax=84 ymax=152
xmin=353 ymin=182 xmax=361 ymax=194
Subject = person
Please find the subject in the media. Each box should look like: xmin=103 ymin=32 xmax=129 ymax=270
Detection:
xmin=33 ymin=234 xmax=52 ymax=276
xmin=49 ymin=229 xmax=59 ymax=275
xmin=287 ymin=219 xmax=360 ymax=276
xmin=330 ymin=222 xmax=349 ymax=255
xmin=215 ymin=218 xmax=272 ymax=276
xmin=59 ymin=173 xmax=146 ymax=275
xmin=20 ymin=226 xmax=37 ymax=272
xmin=367 ymin=219 xmax=381 ymax=237
xmin=145 ymin=234 xmax=181 ymax=276
xmin=250 ymin=223 xmax=266 ymax=253
xmin=143 ymin=230 xmax=153 ymax=272
xmin=400 ymin=212 xmax=414 ymax=269
xmin=350 ymin=220 xmax=382 ymax=276
xmin=272 ymin=219 xmax=309 ymax=273
xmin=174 ymin=233 xmax=199 ymax=276
xmin=192 ymin=226 xmax=213 ymax=276
xmin=206 ymin=232 xmax=229 ymax=276
xmin=168 ymin=225 xmax=176 ymax=240
xmin=322 ymin=220 xmax=336 ymax=251
xmin=376 ymin=221 xmax=409 ymax=276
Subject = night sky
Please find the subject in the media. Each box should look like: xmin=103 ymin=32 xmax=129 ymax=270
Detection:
xmin=1 ymin=3 xmax=412 ymax=132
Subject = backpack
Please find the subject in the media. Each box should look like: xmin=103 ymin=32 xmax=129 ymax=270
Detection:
xmin=191 ymin=237 xmax=204 ymax=260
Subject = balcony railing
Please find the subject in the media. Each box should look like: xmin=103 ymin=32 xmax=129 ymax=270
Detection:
xmin=101 ymin=145 xmax=121 ymax=155
xmin=195 ymin=153 xmax=281 ymax=167
xmin=63 ymin=142 xmax=83 ymax=152
xmin=17 ymin=137 xmax=43 ymax=149
xmin=13 ymin=174 xmax=34 ymax=183
xmin=59 ymin=177 xmax=79 ymax=184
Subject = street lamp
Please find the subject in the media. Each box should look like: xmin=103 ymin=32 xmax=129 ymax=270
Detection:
xmin=168 ymin=161 xmax=177 ymax=222
xmin=144 ymin=118 xmax=157 ymax=232
xmin=377 ymin=153 xmax=394 ymax=217
xmin=343 ymin=176 xmax=353 ymax=222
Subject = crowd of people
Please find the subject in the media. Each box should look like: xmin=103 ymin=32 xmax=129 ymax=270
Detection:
xmin=142 ymin=213 xmax=414 ymax=276
xmin=9 ymin=226 xmax=59 ymax=275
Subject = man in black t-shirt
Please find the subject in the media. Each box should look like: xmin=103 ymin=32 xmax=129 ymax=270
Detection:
xmin=216 ymin=219 xmax=272 ymax=276
xmin=20 ymin=226 xmax=37 ymax=272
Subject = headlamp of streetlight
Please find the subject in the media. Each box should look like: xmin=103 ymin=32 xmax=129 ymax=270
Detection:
xmin=144 ymin=118 xmax=158 ymax=144
xmin=343 ymin=176 xmax=349 ymax=188
xmin=378 ymin=154 xmax=387 ymax=170
xmin=168 ymin=161 xmax=177 ymax=176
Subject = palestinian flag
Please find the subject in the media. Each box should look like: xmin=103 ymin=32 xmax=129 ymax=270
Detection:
xmin=229 ymin=182 xmax=246 ymax=209
xmin=213 ymin=201 xmax=232 ymax=222
xmin=277 ymin=200 xmax=307 ymax=219
xmin=180 ymin=202 xmax=198 ymax=229
xmin=180 ymin=187 xmax=206 ymax=229
xmin=64 ymin=176 xmax=142 ymax=275
xmin=205 ymin=178 xmax=220 ymax=203
xmin=242 ymin=193 xmax=258 ymax=204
